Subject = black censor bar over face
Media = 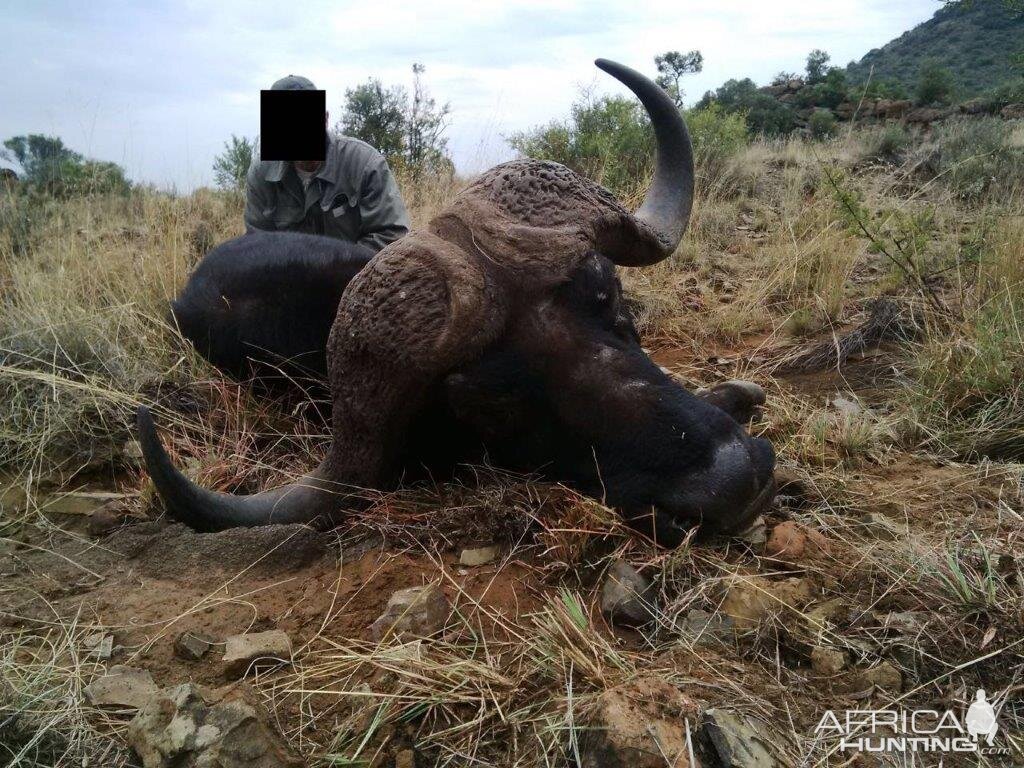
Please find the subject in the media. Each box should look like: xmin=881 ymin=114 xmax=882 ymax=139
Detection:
xmin=259 ymin=89 xmax=327 ymax=161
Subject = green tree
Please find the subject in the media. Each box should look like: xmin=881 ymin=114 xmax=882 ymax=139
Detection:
xmin=654 ymin=50 xmax=704 ymax=106
xmin=212 ymin=134 xmax=254 ymax=190
xmin=1 ymin=134 xmax=129 ymax=197
xmin=508 ymin=92 xmax=654 ymax=197
xmin=806 ymin=49 xmax=832 ymax=84
xmin=698 ymin=79 xmax=796 ymax=135
xmin=916 ymin=60 xmax=956 ymax=104
xmin=338 ymin=64 xmax=451 ymax=176
xmin=405 ymin=63 xmax=451 ymax=176
xmin=340 ymin=79 xmax=407 ymax=159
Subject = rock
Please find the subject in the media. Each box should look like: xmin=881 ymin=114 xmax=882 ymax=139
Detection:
xmin=45 ymin=491 xmax=128 ymax=516
xmin=838 ymin=661 xmax=903 ymax=693
xmin=124 ymin=523 xmax=327 ymax=578
xmin=765 ymin=522 xmax=831 ymax=565
xmin=84 ymin=632 xmax=114 ymax=660
xmin=960 ymin=98 xmax=989 ymax=115
xmin=720 ymin=575 xmax=814 ymax=629
xmin=679 ymin=609 xmax=735 ymax=646
xmin=88 ymin=502 xmax=134 ymax=537
xmin=122 ymin=439 xmax=144 ymax=465
xmin=811 ymin=646 xmax=847 ymax=676
xmin=787 ymin=78 xmax=804 ymax=90
xmin=395 ymin=748 xmax=416 ymax=768
xmin=695 ymin=708 xmax=779 ymax=768
xmin=857 ymin=512 xmax=903 ymax=541
xmin=835 ymin=101 xmax=855 ymax=120
xmin=371 ymin=584 xmax=451 ymax=641
xmin=127 ymin=683 xmax=303 ymax=768
xmin=906 ymin=106 xmax=953 ymax=124
xmin=222 ymin=630 xmax=292 ymax=677
xmin=600 ymin=561 xmax=658 ymax=627
xmin=174 ymin=630 xmax=215 ymax=661
xmin=735 ymin=515 xmax=767 ymax=551
xmin=459 ymin=545 xmax=500 ymax=567
xmin=830 ymin=395 xmax=864 ymax=417
xmin=84 ymin=665 xmax=159 ymax=710
xmin=580 ymin=675 xmax=700 ymax=768
xmin=1001 ymin=103 xmax=1024 ymax=120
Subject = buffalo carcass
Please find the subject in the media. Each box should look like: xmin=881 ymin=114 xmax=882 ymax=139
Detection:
xmin=140 ymin=59 xmax=776 ymax=545
xmin=171 ymin=231 xmax=372 ymax=391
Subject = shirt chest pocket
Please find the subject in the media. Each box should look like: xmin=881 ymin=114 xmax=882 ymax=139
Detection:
xmin=323 ymin=193 xmax=361 ymax=238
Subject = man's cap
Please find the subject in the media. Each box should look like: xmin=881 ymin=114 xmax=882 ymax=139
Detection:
xmin=270 ymin=74 xmax=317 ymax=91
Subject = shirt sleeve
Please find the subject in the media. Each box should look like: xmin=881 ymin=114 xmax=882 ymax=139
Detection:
xmin=243 ymin=159 xmax=276 ymax=232
xmin=356 ymin=154 xmax=410 ymax=251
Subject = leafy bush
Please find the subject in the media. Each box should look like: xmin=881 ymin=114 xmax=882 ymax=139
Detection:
xmin=1 ymin=135 xmax=130 ymax=198
xmin=698 ymin=79 xmax=796 ymax=136
xmin=809 ymin=109 xmax=838 ymax=139
xmin=915 ymin=60 xmax=957 ymax=105
xmin=685 ymin=103 xmax=749 ymax=190
xmin=981 ymin=76 xmax=1024 ymax=110
xmin=508 ymin=93 xmax=653 ymax=198
xmin=212 ymin=135 xmax=255 ymax=191
xmin=798 ymin=69 xmax=849 ymax=109
xmin=858 ymin=124 xmax=912 ymax=163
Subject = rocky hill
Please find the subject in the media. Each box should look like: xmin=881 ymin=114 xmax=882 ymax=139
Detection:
xmin=847 ymin=0 xmax=1024 ymax=97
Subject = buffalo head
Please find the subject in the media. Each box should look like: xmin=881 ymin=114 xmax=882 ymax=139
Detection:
xmin=138 ymin=59 xmax=775 ymax=543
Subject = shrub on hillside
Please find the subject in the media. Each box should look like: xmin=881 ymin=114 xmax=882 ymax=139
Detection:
xmin=858 ymin=124 xmax=913 ymax=163
xmin=697 ymin=79 xmax=796 ymax=136
xmin=686 ymin=103 xmax=749 ymax=190
xmin=509 ymin=93 xmax=654 ymax=199
xmin=915 ymin=60 xmax=957 ymax=105
xmin=926 ymin=117 xmax=1024 ymax=200
xmin=809 ymin=109 xmax=839 ymax=139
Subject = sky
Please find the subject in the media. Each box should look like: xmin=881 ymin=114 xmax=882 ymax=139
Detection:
xmin=1 ymin=0 xmax=939 ymax=191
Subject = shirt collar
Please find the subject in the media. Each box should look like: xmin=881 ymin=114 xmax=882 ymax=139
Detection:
xmin=262 ymin=135 xmax=335 ymax=184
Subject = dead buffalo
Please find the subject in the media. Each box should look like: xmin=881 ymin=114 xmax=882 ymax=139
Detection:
xmin=171 ymin=232 xmax=373 ymax=390
xmin=139 ymin=59 xmax=776 ymax=545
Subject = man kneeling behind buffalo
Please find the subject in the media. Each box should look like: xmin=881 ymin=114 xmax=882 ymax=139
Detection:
xmin=244 ymin=74 xmax=410 ymax=252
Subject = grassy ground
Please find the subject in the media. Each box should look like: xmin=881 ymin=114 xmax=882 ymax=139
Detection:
xmin=1 ymin=118 xmax=1023 ymax=766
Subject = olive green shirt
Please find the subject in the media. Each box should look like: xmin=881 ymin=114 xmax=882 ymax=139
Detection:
xmin=244 ymin=134 xmax=410 ymax=252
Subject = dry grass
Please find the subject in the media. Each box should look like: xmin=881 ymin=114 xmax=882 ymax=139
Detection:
xmin=2 ymin=124 xmax=1024 ymax=766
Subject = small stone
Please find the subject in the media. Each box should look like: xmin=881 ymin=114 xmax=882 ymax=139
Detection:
xmin=720 ymin=575 xmax=814 ymax=629
xmin=122 ymin=439 xmax=144 ymax=464
xmin=222 ymin=630 xmax=292 ymax=677
xmin=88 ymin=502 xmax=132 ymax=537
xmin=84 ymin=665 xmax=159 ymax=710
xmin=600 ymin=561 xmax=658 ymax=627
xmin=838 ymin=661 xmax=903 ymax=693
xmin=459 ymin=545 xmax=500 ymax=567
xmin=580 ymin=675 xmax=700 ymax=768
xmin=174 ymin=630 xmax=215 ymax=661
xmin=679 ymin=609 xmax=734 ymax=646
xmin=128 ymin=683 xmax=303 ymax=768
xmin=45 ymin=491 xmax=127 ymax=516
xmin=831 ymin=395 xmax=864 ymax=417
xmin=371 ymin=585 xmax=451 ymax=641
xmin=858 ymin=512 xmax=903 ymax=541
xmin=811 ymin=646 xmax=847 ymax=676
xmin=735 ymin=515 xmax=767 ymax=551
xmin=765 ymin=521 xmax=831 ymax=565
xmin=84 ymin=632 xmax=114 ymax=660
xmin=695 ymin=708 xmax=779 ymax=768
xmin=395 ymin=748 xmax=416 ymax=768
